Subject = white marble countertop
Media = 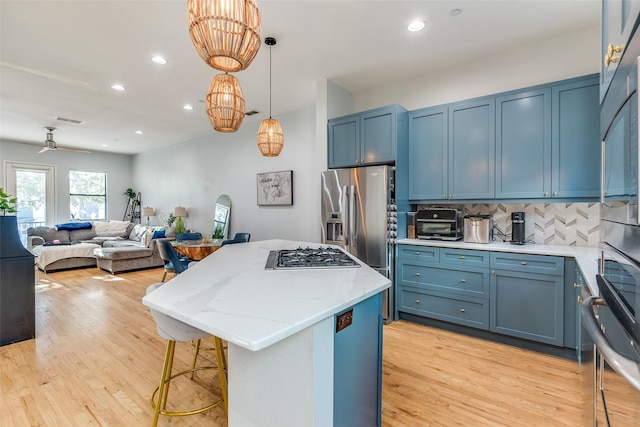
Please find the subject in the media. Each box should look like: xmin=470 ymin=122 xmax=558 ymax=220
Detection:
xmin=142 ymin=239 xmax=391 ymax=351
xmin=397 ymin=238 xmax=600 ymax=296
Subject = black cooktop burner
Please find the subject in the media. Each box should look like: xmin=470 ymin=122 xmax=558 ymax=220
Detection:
xmin=265 ymin=246 xmax=360 ymax=270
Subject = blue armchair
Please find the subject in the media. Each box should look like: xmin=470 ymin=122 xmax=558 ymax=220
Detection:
xmin=157 ymin=239 xmax=191 ymax=281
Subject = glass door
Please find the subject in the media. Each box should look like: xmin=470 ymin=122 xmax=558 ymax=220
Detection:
xmin=4 ymin=162 xmax=55 ymax=246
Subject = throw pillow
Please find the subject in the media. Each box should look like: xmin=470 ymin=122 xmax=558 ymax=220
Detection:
xmin=56 ymin=221 xmax=92 ymax=231
xmin=152 ymin=229 xmax=166 ymax=239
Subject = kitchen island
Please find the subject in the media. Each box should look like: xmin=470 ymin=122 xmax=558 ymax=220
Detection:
xmin=142 ymin=239 xmax=390 ymax=426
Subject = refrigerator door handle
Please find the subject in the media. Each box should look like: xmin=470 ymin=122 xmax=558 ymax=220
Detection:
xmin=349 ymin=184 xmax=356 ymax=246
xmin=343 ymin=185 xmax=350 ymax=246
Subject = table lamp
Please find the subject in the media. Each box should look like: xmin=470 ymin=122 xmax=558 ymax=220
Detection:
xmin=142 ymin=207 xmax=154 ymax=225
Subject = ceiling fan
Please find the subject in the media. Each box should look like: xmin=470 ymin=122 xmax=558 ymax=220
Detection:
xmin=38 ymin=127 xmax=91 ymax=154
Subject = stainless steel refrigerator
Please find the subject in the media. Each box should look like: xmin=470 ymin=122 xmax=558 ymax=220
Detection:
xmin=321 ymin=165 xmax=396 ymax=321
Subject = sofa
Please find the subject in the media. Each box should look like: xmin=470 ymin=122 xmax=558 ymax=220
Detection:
xmin=27 ymin=220 xmax=173 ymax=273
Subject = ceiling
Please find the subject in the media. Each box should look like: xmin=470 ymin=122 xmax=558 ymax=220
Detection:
xmin=0 ymin=0 xmax=600 ymax=155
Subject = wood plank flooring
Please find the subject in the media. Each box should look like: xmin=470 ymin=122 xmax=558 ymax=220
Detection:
xmin=0 ymin=267 xmax=595 ymax=426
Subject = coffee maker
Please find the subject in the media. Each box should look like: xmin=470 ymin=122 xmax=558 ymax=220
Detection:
xmin=511 ymin=212 xmax=526 ymax=245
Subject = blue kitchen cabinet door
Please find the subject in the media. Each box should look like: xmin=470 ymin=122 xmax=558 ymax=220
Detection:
xmin=408 ymin=107 xmax=448 ymax=200
xmin=361 ymin=106 xmax=396 ymax=165
xmin=490 ymin=269 xmax=565 ymax=346
xmin=603 ymin=96 xmax=632 ymax=198
xmin=328 ymin=114 xmax=360 ymax=168
xmin=601 ymin=0 xmax=640 ymax=102
xmin=448 ymin=98 xmax=495 ymax=199
xmin=551 ymin=77 xmax=600 ymax=199
xmin=495 ymin=88 xmax=551 ymax=199
xmin=334 ymin=293 xmax=382 ymax=427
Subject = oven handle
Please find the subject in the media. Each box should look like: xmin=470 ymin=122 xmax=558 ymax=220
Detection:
xmin=581 ymin=296 xmax=640 ymax=391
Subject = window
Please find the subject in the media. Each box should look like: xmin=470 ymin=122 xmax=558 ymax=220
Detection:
xmin=69 ymin=170 xmax=106 ymax=220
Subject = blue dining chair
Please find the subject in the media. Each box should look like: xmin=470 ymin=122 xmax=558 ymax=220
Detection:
xmin=157 ymin=239 xmax=191 ymax=282
xmin=221 ymin=232 xmax=250 ymax=246
xmin=176 ymin=232 xmax=202 ymax=243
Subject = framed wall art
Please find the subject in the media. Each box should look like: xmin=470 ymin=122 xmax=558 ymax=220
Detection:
xmin=257 ymin=170 xmax=293 ymax=206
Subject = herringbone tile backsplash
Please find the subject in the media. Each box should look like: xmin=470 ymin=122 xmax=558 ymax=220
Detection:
xmin=416 ymin=203 xmax=600 ymax=247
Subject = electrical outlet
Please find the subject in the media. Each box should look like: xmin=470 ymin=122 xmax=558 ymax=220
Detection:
xmin=336 ymin=308 xmax=353 ymax=333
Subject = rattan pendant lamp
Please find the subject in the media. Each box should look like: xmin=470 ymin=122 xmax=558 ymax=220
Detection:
xmin=206 ymin=72 xmax=245 ymax=133
xmin=187 ymin=0 xmax=262 ymax=72
xmin=257 ymin=37 xmax=284 ymax=157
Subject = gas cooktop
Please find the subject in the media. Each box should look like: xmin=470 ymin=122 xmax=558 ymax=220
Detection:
xmin=264 ymin=246 xmax=361 ymax=270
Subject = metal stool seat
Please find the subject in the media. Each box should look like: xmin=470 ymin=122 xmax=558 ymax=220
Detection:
xmin=146 ymin=283 xmax=228 ymax=426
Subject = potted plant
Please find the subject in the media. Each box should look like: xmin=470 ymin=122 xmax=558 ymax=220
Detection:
xmin=174 ymin=216 xmax=186 ymax=234
xmin=0 ymin=188 xmax=18 ymax=216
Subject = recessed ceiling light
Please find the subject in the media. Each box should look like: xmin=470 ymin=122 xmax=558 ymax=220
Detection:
xmin=407 ymin=20 xmax=425 ymax=32
xmin=152 ymin=55 xmax=167 ymax=65
xmin=450 ymin=9 xmax=462 ymax=17
xmin=135 ymin=130 xmax=143 ymax=135
xmin=111 ymin=83 xmax=126 ymax=91
xmin=102 ymin=144 xmax=108 ymax=147
xmin=183 ymin=104 xmax=194 ymax=111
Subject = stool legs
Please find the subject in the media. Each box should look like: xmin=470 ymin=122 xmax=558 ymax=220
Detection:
xmin=150 ymin=337 xmax=228 ymax=426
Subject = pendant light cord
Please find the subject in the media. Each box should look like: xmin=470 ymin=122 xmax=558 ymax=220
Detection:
xmin=269 ymin=43 xmax=272 ymax=119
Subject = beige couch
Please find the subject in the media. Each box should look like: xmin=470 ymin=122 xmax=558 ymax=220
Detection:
xmin=28 ymin=221 xmax=173 ymax=273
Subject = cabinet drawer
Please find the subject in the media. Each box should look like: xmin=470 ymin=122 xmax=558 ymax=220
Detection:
xmin=398 ymin=262 xmax=488 ymax=297
xmin=398 ymin=287 xmax=489 ymax=330
xmin=440 ymin=248 xmax=489 ymax=268
xmin=397 ymin=245 xmax=439 ymax=263
xmin=490 ymin=252 xmax=564 ymax=275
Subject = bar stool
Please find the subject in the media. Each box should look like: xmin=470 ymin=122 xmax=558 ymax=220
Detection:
xmin=146 ymin=283 xmax=228 ymax=426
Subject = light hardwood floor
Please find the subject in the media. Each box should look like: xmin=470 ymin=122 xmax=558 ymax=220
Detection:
xmin=1 ymin=267 xmax=594 ymax=426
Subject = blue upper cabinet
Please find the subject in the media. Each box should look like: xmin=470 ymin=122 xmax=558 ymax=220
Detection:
xmin=496 ymin=88 xmax=551 ymax=199
xmin=601 ymin=0 xmax=640 ymax=102
xmin=448 ymin=98 xmax=495 ymax=199
xmin=328 ymin=104 xmax=407 ymax=168
xmin=408 ymin=99 xmax=495 ymax=201
xmin=407 ymin=74 xmax=600 ymax=203
xmin=408 ymin=107 xmax=447 ymax=200
xmin=328 ymin=114 xmax=360 ymax=168
xmin=552 ymin=77 xmax=601 ymax=199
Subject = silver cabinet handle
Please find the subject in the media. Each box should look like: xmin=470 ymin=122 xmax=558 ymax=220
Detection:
xmin=415 ymin=299 xmax=420 ymax=304
xmin=491 ymin=270 xmax=495 ymax=275
xmin=460 ymin=308 xmax=465 ymax=313
xmin=460 ymin=278 xmax=466 ymax=283
xmin=415 ymin=251 xmax=421 ymax=255
xmin=582 ymin=297 xmax=640 ymax=390
xmin=544 ymin=192 xmax=549 ymax=197
xmin=415 ymin=272 xmax=420 ymax=276
xmin=521 ymin=261 xmax=527 ymax=265
xmin=553 ymin=191 xmax=558 ymax=197
xmin=460 ymin=256 xmax=466 ymax=259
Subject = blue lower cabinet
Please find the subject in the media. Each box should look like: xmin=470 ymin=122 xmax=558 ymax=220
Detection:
xmin=490 ymin=269 xmax=564 ymax=346
xmin=334 ymin=293 xmax=382 ymax=427
xmin=398 ymin=286 xmax=489 ymax=330
xmin=396 ymin=244 xmax=571 ymax=349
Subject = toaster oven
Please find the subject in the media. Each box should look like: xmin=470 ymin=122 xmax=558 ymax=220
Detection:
xmin=415 ymin=208 xmax=463 ymax=241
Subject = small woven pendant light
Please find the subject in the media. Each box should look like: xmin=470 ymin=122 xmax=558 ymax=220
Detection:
xmin=187 ymin=0 xmax=262 ymax=72
xmin=206 ymin=73 xmax=245 ymax=133
xmin=257 ymin=37 xmax=284 ymax=157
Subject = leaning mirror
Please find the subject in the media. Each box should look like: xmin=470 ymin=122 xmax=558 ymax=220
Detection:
xmin=213 ymin=195 xmax=231 ymax=240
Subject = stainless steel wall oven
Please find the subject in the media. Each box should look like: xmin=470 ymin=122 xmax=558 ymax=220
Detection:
xmin=581 ymin=22 xmax=640 ymax=426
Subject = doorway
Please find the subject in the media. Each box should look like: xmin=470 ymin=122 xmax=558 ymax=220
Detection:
xmin=4 ymin=162 xmax=56 ymax=246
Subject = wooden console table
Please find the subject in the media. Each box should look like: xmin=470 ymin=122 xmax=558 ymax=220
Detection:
xmin=172 ymin=242 xmax=221 ymax=261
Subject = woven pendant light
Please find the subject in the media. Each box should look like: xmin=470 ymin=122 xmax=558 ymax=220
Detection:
xmin=187 ymin=0 xmax=262 ymax=72
xmin=257 ymin=37 xmax=284 ymax=157
xmin=206 ymin=73 xmax=245 ymax=133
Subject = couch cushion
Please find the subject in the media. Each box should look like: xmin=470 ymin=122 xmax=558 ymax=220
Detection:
xmin=93 ymin=220 xmax=131 ymax=237
xmin=94 ymin=247 xmax=153 ymax=260
xmin=69 ymin=228 xmax=97 ymax=241
xmin=102 ymin=240 xmax=145 ymax=248
xmin=27 ymin=226 xmax=70 ymax=243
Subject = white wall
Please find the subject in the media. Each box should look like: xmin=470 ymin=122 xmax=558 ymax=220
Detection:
xmin=0 ymin=140 xmax=133 ymax=223
xmin=352 ymin=26 xmax=600 ymax=112
xmin=132 ymin=105 xmax=320 ymax=242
